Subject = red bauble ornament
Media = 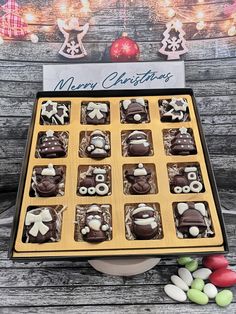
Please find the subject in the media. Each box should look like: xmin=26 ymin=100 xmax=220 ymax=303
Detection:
xmin=109 ymin=32 xmax=140 ymax=62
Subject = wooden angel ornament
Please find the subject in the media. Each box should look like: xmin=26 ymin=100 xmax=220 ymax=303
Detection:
xmin=57 ymin=17 xmax=89 ymax=59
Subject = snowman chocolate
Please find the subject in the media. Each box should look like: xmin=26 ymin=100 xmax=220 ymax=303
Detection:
xmin=160 ymin=98 xmax=189 ymax=122
xmin=125 ymin=163 xmax=151 ymax=194
xmin=31 ymin=164 xmax=65 ymax=197
xmin=24 ymin=207 xmax=60 ymax=243
xmin=85 ymin=102 xmax=109 ymax=124
xmin=170 ymin=127 xmax=197 ymax=155
xmin=131 ymin=203 xmax=158 ymax=240
xmin=126 ymin=130 xmax=151 ymax=156
xmin=171 ymin=166 xmax=203 ymax=194
xmin=176 ymin=202 xmax=208 ymax=238
xmin=41 ymin=100 xmax=69 ymax=125
xmin=38 ymin=130 xmax=67 ymax=158
xmin=121 ymin=98 xmax=149 ymax=123
xmin=86 ymin=130 xmax=110 ymax=159
xmin=81 ymin=204 xmax=112 ymax=243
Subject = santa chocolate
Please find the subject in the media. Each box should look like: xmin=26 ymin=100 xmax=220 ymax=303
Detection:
xmin=126 ymin=130 xmax=151 ymax=156
xmin=86 ymin=130 xmax=110 ymax=159
xmin=81 ymin=204 xmax=111 ymax=243
xmin=125 ymin=163 xmax=151 ymax=194
xmin=39 ymin=130 xmax=67 ymax=158
xmin=31 ymin=164 xmax=65 ymax=197
xmin=85 ymin=102 xmax=109 ymax=124
xmin=24 ymin=207 xmax=59 ymax=243
xmin=170 ymin=127 xmax=197 ymax=155
xmin=131 ymin=203 xmax=158 ymax=240
xmin=176 ymin=202 xmax=207 ymax=238
xmin=122 ymin=98 xmax=148 ymax=123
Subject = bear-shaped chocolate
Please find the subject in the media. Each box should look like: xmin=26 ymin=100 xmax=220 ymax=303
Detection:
xmin=125 ymin=163 xmax=151 ymax=194
xmin=81 ymin=204 xmax=111 ymax=243
xmin=131 ymin=203 xmax=158 ymax=240
xmin=86 ymin=130 xmax=110 ymax=159
xmin=126 ymin=130 xmax=151 ymax=156
xmin=32 ymin=164 xmax=64 ymax=197
xmin=122 ymin=98 xmax=148 ymax=123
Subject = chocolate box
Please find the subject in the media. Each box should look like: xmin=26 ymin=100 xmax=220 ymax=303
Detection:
xmin=9 ymin=88 xmax=228 ymax=260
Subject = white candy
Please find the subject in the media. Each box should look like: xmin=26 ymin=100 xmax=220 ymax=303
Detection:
xmin=164 ymin=284 xmax=187 ymax=302
xmin=189 ymin=226 xmax=200 ymax=237
xmin=178 ymin=267 xmax=193 ymax=286
xmin=193 ymin=268 xmax=212 ymax=280
xmin=171 ymin=275 xmax=189 ymax=291
xmin=203 ymin=283 xmax=218 ymax=299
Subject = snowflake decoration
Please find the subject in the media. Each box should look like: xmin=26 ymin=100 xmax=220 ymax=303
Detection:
xmin=66 ymin=41 xmax=80 ymax=56
xmin=167 ymin=37 xmax=182 ymax=51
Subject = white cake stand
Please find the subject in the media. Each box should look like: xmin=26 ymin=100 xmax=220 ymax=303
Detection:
xmin=88 ymin=257 xmax=161 ymax=276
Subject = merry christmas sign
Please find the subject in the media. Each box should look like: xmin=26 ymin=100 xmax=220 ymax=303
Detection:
xmin=43 ymin=61 xmax=185 ymax=91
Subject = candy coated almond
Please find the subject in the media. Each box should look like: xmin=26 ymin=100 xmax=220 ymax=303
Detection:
xmin=178 ymin=267 xmax=193 ymax=286
xmin=215 ymin=290 xmax=233 ymax=307
xmin=193 ymin=268 xmax=212 ymax=280
xmin=171 ymin=275 xmax=189 ymax=291
xmin=202 ymin=255 xmax=228 ymax=270
xmin=203 ymin=283 xmax=218 ymax=299
xmin=209 ymin=268 xmax=236 ymax=287
xmin=177 ymin=256 xmax=193 ymax=266
xmin=191 ymin=278 xmax=204 ymax=291
xmin=164 ymin=284 xmax=187 ymax=302
xmin=187 ymin=289 xmax=209 ymax=305
xmin=185 ymin=260 xmax=198 ymax=272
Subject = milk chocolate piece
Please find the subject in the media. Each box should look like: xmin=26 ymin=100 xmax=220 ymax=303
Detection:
xmin=176 ymin=202 xmax=207 ymax=237
xmin=170 ymin=127 xmax=197 ymax=155
xmin=85 ymin=102 xmax=109 ymax=124
xmin=171 ymin=166 xmax=203 ymax=194
xmin=39 ymin=130 xmax=67 ymax=158
xmin=125 ymin=163 xmax=151 ymax=194
xmin=31 ymin=164 xmax=64 ymax=197
xmin=131 ymin=203 xmax=158 ymax=239
xmin=126 ymin=130 xmax=150 ymax=156
xmin=24 ymin=207 xmax=59 ymax=243
xmin=81 ymin=204 xmax=111 ymax=243
xmin=86 ymin=130 xmax=110 ymax=159
xmin=160 ymin=98 xmax=189 ymax=122
xmin=41 ymin=100 xmax=69 ymax=125
xmin=122 ymin=98 xmax=148 ymax=123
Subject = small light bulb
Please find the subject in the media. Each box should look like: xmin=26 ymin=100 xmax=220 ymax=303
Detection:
xmin=167 ymin=8 xmax=175 ymax=18
xmin=59 ymin=4 xmax=67 ymax=13
xmin=228 ymin=25 xmax=236 ymax=36
xmin=196 ymin=11 xmax=204 ymax=19
xmin=0 ymin=36 xmax=4 ymax=44
xmin=174 ymin=19 xmax=183 ymax=29
xmin=198 ymin=0 xmax=204 ymax=3
xmin=30 ymin=34 xmax=39 ymax=43
xmin=163 ymin=0 xmax=171 ymax=6
xmin=196 ymin=20 xmax=205 ymax=30
xmin=25 ymin=13 xmax=35 ymax=23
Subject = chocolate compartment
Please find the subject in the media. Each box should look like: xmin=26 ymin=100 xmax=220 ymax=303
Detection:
xmin=158 ymin=97 xmax=190 ymax=122
xmin=30 ymin=164 xmax=66 ymax=197
xmin=125 ymin=203 xmax=163 ymax=240
xmin=77 ymin=165 xmax=111 ymax=196
xmin=121 ymin=129 xmax=154 ymax=157
xmin=80 ymin=101 xmax=110 ymax=125
xmin=120 ymin=98 xmax=150 ymax=124
xmin=74 ymin=204 xmax=112 ymax=242
xmin=167 ymin=163 xmax=204 ymax=194
xmin=79 ymin=130 xmax=111 ymax=158
xmin=40 ymin=100 xmax=71 ymax=125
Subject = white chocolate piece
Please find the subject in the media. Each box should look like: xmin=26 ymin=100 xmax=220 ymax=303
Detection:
xmin=87 ymin=187 xmax=96 ymax=195
xmin=122 ymin=99 xmax=131 ymax=109
xmin=133 ymin=114 xmax=141 ymax=121
xmin=182 ymin=186 xmax=191 ymax=193
xmin=174 ymin=186 xmax=183 ymax=194
xmin=136 ymin=98 xmax=145 ymax=106
xmin=177 ymin=203 xmax=189 ymax=215
xmin=194 ymin=203 xmax=206 ymax=216
xmin=95 ymin=183 xmax=109 ymax=195
xmin=190 ymin=181 xmax=203 ymax=193
xmin=189 ymin=226 xmax=200 ymax=237
xmin=184 ymin=167 xmax=197 ymax=173
xmin=41 ymin=164 xmax=56 ymax=176
xmin=79 ymin=187 xmax=87 ymax=195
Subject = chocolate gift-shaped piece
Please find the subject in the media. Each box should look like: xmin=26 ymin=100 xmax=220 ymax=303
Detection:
xmin=39 ymin=130 xmax=67 ymax=158
xmin=125 ymin=163 xmax=151 ymax=194
xmin=86 ymin=130 xmax=110 ymax=159
xmin=41 ymin=100 xmax=69 ymax=125
xmin=122 ymin=98 xmax=148 ymax=123
xmin=81 ymin=204 xmax=112 ymax=243
xmin=126 ymin=130 xmax=151 ymax=156
xmin=131 ymin=203 xmax=158 ymax=240
xmin=171 ymin=166 xmax=203 ymax=194
xmin=160 ymin=98 xmax=189 ymax=122
xmin=24 ymin=207 xmax=60 ymax=243
xmin=176 ymin=202 xmax=207 ymax=237
xmin=170 ymin=127 xmax=197 ymax=155
xmin=85 ymin=102 xmax=109 ymax=124
xmin=31 ymin=164 xmax=64 ymax=197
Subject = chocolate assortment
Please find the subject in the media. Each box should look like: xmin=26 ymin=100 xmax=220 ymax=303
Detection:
xmin=10 ymin=90 xmax=227 ymax=259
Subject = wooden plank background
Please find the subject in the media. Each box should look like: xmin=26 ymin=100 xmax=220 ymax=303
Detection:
xmin=0 ymin=0 xmax=235 ymax=312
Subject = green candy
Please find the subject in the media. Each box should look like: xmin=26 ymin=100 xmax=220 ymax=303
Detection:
xmin=215 ymin=290 xmax=233 ymax=307
xmin=187 ymin=289 xmax=209 ymax=305
xmin=191 ymin=278 xmax=204 ymax=291
xmin=185 ymin=260 xmax=198 ymax=272
xmin=177 ymin=256 xmax=193 ymax=266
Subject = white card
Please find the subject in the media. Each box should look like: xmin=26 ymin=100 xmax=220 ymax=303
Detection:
xmin=43 ymin=61 xmax=185 ymax=91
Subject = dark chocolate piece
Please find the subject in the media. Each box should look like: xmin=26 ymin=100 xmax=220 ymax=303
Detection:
xmin=78 ymin=167 xmax=110 ymax=196
xmin=31 ymin=164 xmax=64 ymax=197
xmin=39 ymin=130 xmax=67 ymax=158
xmin=86 ymin=130 xmax=110 ymax=159
xmin=171 ymin=166 xmax=203 ymax=194
xmin=126 ymin=130 xmax=150 ymax=156
xmin=122 ymin=98 xmax=148 ymax=123
xmin=176 ymin=202 xmax=207 ymax=237
xmin=24 ymin=207 xmax=59 ymax=243
xmin=85 ymin=102 xmax=109 ymax=124
xmin=125 ymin=163 xmax=151 ymax=194
xmin=81 ymin=204 xmax=111 ymax=243
xmin=41 ymin=100 xmax=69 ymax=125
xmin=131 ymin=203 xmax=158 ymax=240
xmin=170 ymin=127 xmax=197 ymax=155
xmin=160 ymin=98 xmax=189 ymax=122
